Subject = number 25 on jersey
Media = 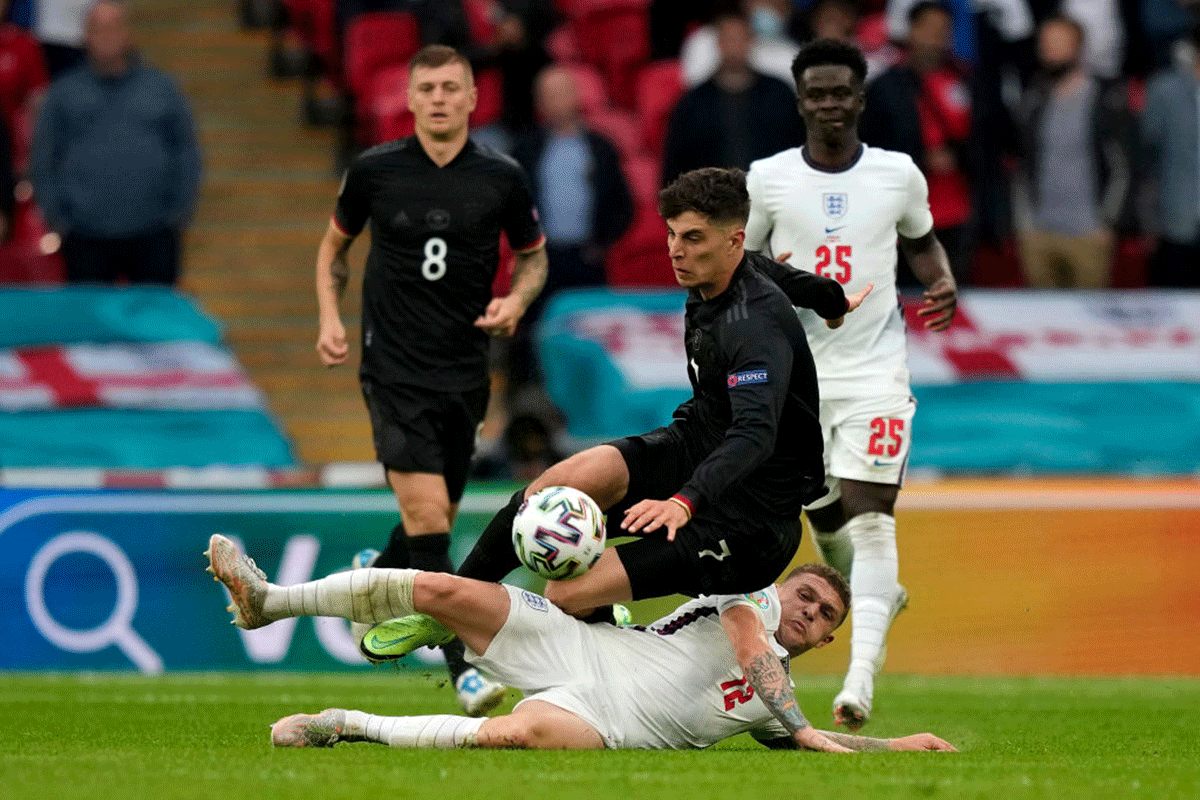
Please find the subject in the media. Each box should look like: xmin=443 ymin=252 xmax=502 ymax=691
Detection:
xmin=815 ymin=245 xmax=851 ymax=284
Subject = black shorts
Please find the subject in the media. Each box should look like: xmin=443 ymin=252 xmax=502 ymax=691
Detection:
xmin=360 ymin=379 xmax=489 ymax=502
xmin=609 ymin=426 xmax=802 ymax=599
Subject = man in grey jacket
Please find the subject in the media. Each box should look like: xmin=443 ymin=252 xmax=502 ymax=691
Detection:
xmin=30 ymin=0 xmax=201 ymax=285
xmin=1143 ymin=23 xmax=1200 ymax=288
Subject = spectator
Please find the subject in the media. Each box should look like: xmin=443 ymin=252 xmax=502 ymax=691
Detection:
xmin=662 ymin=12 xmax=803 ymax=185
xmin=681 ymin=0 xmax=801 ymax=87
xmin=1058 ymin=0 xmax=1124 ymax=80
xmin=0 ymin=0 xmax=48 ymax=167
xmin=1142 ymin=21 xmax=1200 ymax=288
xmin=34 ymin=0 xmax=90 ymax=78
xmin=860 ymin=1 xmax=973 ymax=285
xmin=30 ymin=0 xmax=201 ymax=285
xmin=509 ymin=64 xmax=634 ymax=385
xmin=1016 ymin=15 xmax=1136 ymax=289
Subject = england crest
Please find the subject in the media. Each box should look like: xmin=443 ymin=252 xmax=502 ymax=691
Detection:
xmin=823 ymin=192 xmax=848 ymax=219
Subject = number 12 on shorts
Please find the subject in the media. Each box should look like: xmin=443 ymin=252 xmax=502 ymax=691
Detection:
xmin=867 ymin=417 xmax=904 ymax=458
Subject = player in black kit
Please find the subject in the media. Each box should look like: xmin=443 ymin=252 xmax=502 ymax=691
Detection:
xmin=363 ymin=168 xmax=873 ymax=669
xmin=313 ymin=45 xmax=547 ymax=714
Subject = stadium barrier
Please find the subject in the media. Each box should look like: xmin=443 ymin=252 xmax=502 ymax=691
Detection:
xmin=3 ymin=479 xmax=1199 ymax=676
xmin=537 ymin=288 xmax=1200 ymax=473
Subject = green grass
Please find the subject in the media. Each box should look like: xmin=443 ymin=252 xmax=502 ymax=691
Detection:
xmin=3 ymin=673 xmax=1198 ymax=800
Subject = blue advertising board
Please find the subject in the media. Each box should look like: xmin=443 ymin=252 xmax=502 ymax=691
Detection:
xmin=0 ymin=489 xmax=512 ymax=673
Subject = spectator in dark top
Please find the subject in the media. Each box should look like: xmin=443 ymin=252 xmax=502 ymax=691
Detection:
xmin=1142 ymin=21 xmax=1200 ymax=288
xmin=859 ymin=1 xmax=972 ymax=285
xmin=29 ymin=0 xmax=201 ymax=285
xmin=508 ymin=63 xmax=633 ymax=387
xmin=1015 ymin=15 xmax=1136 ymax=289
xmin=662 ymin=12 xmax=803 ymax=186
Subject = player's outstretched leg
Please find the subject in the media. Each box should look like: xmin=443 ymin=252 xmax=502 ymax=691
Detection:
xmin=204 ymin=534 xmax=419 ymax=629
xmin=271 ymin=709 xmax=486 ymax=749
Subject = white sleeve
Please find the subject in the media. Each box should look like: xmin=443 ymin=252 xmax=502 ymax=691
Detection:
xmin=744 ymin=164 xmax=772 ymax=253
xmin=896 ymin=160 xmax=935 ymax=239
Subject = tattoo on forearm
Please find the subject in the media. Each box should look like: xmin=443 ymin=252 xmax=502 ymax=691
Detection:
xmin=331 ymin=249 xmax=350 ymax=299
xmin=815 ymin=730 xmax=892 ymax=752
xmin=744 ymin=653 xmax=809 ymax=734
xmin=510 ymin=249 xmax=548 ymax=306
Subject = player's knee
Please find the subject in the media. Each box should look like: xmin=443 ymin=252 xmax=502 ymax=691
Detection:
xmin=413 ymin=571 xmax=460 ymax=607
xmin=402 ymin=503 xmax=452 ymax=534
xmin=543 ymin=581 xmax=592 ymax=617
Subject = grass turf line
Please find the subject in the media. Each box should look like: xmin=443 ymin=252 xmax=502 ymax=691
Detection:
xmin=2 ymin=673 xmax=1198 ymax=800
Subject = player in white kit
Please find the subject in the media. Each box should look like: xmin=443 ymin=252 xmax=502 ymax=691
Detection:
xmin=205 ymin=534 xmax=954 ymax=753
xmin=744 ymin=39 xmax=957 ymax=731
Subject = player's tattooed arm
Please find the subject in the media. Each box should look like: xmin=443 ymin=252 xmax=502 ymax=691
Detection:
xmin=720 ymin=606 xmax=851 ymax=753
xmin=744 ymin=652 xmax=809 ymax=734
xmin=814 ymin=730 xmax=892 ymax=752
xmin=329 ymin=238 xmax=353 ymax=299
xmin=509 ymin=245 xmax=548 ymax=311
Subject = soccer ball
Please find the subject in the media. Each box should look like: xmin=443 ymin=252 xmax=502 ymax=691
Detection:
xmin=512 ymin=486 xmax=606 ymax=581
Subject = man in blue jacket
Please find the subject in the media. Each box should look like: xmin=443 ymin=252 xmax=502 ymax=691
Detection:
xmin=30 ymin=0 xmax=201 ymax=285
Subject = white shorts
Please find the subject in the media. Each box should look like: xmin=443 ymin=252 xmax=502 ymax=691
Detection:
xmin=465 ymin=585 xmax=628 ymax=749
xmin=805 ymin=394 xmax=916 ymax=511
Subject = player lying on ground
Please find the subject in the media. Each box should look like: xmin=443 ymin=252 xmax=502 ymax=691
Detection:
xmin=205 ymin=534 xmax=954 ymax=752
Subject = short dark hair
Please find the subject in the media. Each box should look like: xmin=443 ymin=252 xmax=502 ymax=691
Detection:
xmin=409 ymin=44 xmax=473 ymax=80
xmin=791 ymin=38 xmax=868 ymax=87
xmin=782 ymin=563 xmax=851 ymax=626
xmin=658 ymin=167 xmax=750 ymax=226
xmin=907 ymin=0 xmax=951 ymax=27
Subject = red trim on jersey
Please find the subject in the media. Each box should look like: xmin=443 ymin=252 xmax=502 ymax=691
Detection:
xmin=330 ymin=216 xmax=353 ymax=237
xmin=513 ymin=233 xmax=546 ymax=254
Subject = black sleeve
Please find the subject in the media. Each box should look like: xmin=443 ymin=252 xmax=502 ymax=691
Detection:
xmin=501 ymin=163 xmax=545 ymax=252
xmin=333 ymin=159 xmax=371 ymax=237
xmin=749 ymin=252 xmax=847 ymax=319
xmin=676 ymin=307 xmax=793 ymax=511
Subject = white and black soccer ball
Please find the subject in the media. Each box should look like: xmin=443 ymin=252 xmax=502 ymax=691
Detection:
xmin=512 ymin=486 xmax=606 ymax=581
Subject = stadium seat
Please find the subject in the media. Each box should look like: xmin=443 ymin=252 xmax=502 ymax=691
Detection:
xmin=283 ymin=0 xmax=341 ymax=85
xmin=343 ymin=11 xmax=421 ymax=101
xmin=572 ymin=1 xmax=650 ymax=108
xmin=544 ymin=23 xmax=581 ymax=62
xmin=620 ymin=154 xmax=660 ymax=210
xmin=584 ymin=107 xmax=642 ymax=160
xmin=462 ymin=0 xmax=505 ymax=126
xmin=365 ymin=64 xmax=414 ymax=144
xmin=606 ymin=207 xmax=671 ymax=287
xmin=634 ymin=59 xmax=682 ymax=158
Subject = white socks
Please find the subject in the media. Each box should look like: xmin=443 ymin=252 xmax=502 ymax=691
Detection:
xmin=343 ymin=710 xmax=484 ymax=748
xmin=813 ymin=520 xmax=855 ymax=578
xmin=842 ymin=512 xmax=903 ymax=688
xmin=260 ymin=568 xmax=419 ymax=624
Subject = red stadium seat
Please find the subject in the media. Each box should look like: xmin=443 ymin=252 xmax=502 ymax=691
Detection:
xmin=573 ymin=3 xmax=650 ymax=108
xmin=544 ymin=23 xmax=581 ymax=62
xmin=284 ymin=0 xmax=342 ymax=86
xmin=620 ymin=154 xmax=660 ymax=210
xmin=561 ymin=62 xmax=608 ymax=116
xmin=584 ymin=107 xmax=641 ymax=159
xmin=365 ymin=65 xmax=414 ymax=144
xmin=606 ymin=207 xmax=671 ymax=287
xmin=634 ymin=59 xmax=682 ymax=158
xmin=343 ymin=11 xmax=421 ymax=100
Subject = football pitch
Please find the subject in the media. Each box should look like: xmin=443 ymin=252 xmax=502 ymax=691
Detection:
xmin=4 ymin=672 xmax=1198 ymax=800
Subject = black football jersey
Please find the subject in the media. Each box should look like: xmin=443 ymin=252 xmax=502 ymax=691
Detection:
xmin=334 ymin=137 xmax=544 ymax=391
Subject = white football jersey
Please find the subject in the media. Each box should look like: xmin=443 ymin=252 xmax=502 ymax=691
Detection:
xmin=605 ymin=586 xmax=794 ymax=749
xmin=745 ymin=145 xmax=934 ymax=399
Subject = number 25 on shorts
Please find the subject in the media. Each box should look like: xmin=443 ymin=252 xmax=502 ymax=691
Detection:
xmin=867 ymin=417 xmax=904 ymax=458
xmin=815 ymin=245 xmax=851 ymax=284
